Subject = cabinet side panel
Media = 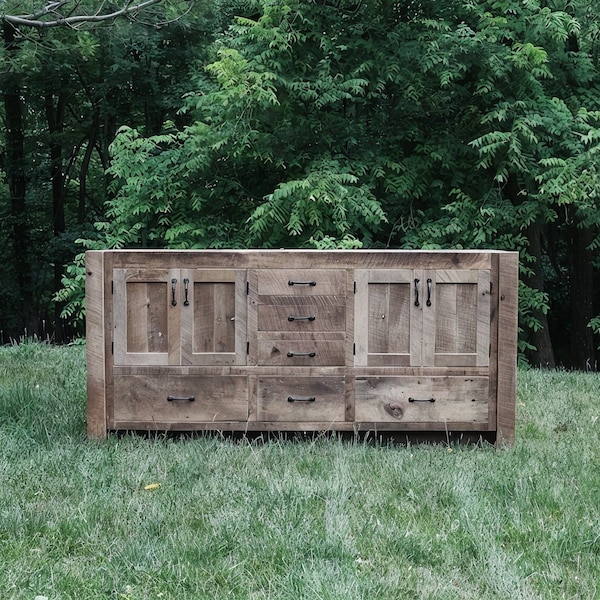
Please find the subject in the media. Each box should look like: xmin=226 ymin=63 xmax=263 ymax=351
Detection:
xmin=496 ymin=253 xmax=519 ymax=445
xmin=86 ymin=251 xmax=107 ymax=438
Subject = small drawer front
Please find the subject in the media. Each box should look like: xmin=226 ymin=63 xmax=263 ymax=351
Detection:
xmin=257 ymin=340 xmax=345 ymax=366
xmin=258 ymin=377 xmax=345 ymax=422
xmin=355 ymin=376 xmax=489 ymax=424
xmin=258 ymin=269 xmax=345 ymax=296
xmin=257 ymin=302 xmax=345 ymax=332
xmin=113 ymin=375 xmax=248 ymax=422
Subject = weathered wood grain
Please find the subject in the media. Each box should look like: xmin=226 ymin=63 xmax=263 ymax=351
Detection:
xmin=355 ymin=376 xmax=489 ymax=424
xmin=113 ymin=375 xmax=248 ymax=422
xmin=88 ymin=249 xmax=517 ymax=443
xmin=257 ymin=377 xmax=345 ymax=422
xmin=496 ymin=252 xmax=519 ymax=445
xmin=86 ymin=251 xmax=107 ymax=438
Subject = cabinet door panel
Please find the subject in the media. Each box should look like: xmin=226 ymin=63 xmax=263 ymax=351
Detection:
xmin=424 ymin=270 xmax=490 ymax=367
xmin=354 ymin=269 xmax=421 ymax=367
xmin=181 ymin=269 xmax=247 ymax=366
xmin=113 ymin=268 xmax=179 ymax=366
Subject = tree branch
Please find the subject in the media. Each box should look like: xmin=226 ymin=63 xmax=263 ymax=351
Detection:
xmin=3 ymin=0 xmax=167 ymax=29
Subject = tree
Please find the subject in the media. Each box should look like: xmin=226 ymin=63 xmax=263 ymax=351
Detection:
xmin=1 ymin=0 xmax=217 ymax=340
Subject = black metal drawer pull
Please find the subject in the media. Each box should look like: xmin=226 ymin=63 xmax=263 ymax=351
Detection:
xmin=287 ymin=351 xmax=316 ymax=358
xmin=288 ymin=280 xmax=316 ymax=286
xmin=287 ymin=396 xmax=316 ymax=403
xmin=426 ymin=278 xmax=433 ymax=307
xmin=414 ymin=278 xmax=420 ymax=307
xmin=167 ymin=395 xmax=195 ymax=402
xmin=408 ymin=397 xmax=436 ymax=403
xmin=287 ymin=315 xmax=316 ymax=322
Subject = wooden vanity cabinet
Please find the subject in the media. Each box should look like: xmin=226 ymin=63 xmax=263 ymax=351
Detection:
xmin=86 ymin=250 xmax=518 ymax=444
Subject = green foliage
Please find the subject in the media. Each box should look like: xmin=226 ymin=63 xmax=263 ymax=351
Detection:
xmin=49 ymin=0 xmax=600 ymax=366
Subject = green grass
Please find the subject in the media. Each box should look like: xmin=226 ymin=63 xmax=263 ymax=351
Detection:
xmin=1 ymin=343 xmax=600 ymax=599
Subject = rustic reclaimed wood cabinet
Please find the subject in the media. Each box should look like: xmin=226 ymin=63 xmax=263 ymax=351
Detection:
xmin=86 ymin=250 xmax=518 ymax=444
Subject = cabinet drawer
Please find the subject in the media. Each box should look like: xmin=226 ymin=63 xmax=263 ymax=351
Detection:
xmin=355 ymin=376 xmax=489 ymax=424
xmin=258 ymin=377 xmax=345 ymax=422
xmin=113 ymin=375 xmax=248 ymax=422
xmin=257 ymin=340 xmax=345 ymax=366
xmin=257 ymin=301 xmax=345 ymax=332
xmin=258 ymin=269 xmax=345 ymax=296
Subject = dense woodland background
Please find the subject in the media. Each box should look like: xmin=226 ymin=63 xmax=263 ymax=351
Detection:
xmin=2 ymin=0 xmax=600 ymax=369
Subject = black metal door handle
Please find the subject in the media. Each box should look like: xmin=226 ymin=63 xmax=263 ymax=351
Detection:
xmin=171 ymin=278 xmax=177 ymax=306
xmin=426 ymin=278 xmax=432 ymax=307
xmin=414 ymin=278 xmax=420 ymax=307
xmin=183 ymin=278 xmax=190 ymax=306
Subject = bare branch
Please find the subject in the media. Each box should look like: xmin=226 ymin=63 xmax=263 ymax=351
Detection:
xmin=3 ymin=0 xmax=168 ymax=29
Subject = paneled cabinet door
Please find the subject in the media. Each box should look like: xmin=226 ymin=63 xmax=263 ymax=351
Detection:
xmin=113 ymin=268 xmax=247 ymax=366
xmin=354 ymin=268 xmax=490 ymax=368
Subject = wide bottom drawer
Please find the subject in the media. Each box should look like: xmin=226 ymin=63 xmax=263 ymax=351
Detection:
xmin=257 ymin=377 xmax=345 ymax=422
xmin=113 ymin=375 xmax=248 ymax=422
xmin=355 ymin=376 xmax=489 ymax=425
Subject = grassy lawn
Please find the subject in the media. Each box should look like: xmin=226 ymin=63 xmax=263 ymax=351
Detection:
xmin=1 ymin=343 xmax=599 ymax=599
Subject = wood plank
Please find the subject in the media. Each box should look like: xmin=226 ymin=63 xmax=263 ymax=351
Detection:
xmin=477 ymin=270 xmax=491 ymax=367
xmin=247 ymin=270 xmax=259 ymax=367
xmin=353 ymin=270 xmax=369 ymax=366
xmin=167 ymin=268 xmax=181 ymax=365
xmin=86 ymin=251 xmax=107 ymax=438
xmin=235 ymin=269 xmax=249 ymax=366
xmin=496 ymin=252 xmax=519 ymax=445
xmin=110 ymin=249 xmax=495 ymax=271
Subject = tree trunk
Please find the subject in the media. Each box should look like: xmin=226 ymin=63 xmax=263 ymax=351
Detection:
xmin=568 ymin=211 xmax=596 ymax=370
xmin=2 ymin=22 xmax=30 ymax=334
xmin=46 ymin=92 xmax=67 ymax=342
xmin=522 ymin=220 xmax=556 ymax=368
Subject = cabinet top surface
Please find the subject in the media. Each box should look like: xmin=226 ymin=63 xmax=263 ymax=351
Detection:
xmin=87 ymin=248 xmax=518 ymax=271
xmin=88 ymin=248 xmax=517 ymax=255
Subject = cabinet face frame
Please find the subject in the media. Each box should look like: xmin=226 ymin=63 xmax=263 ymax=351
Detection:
xmin=86 ymin=250 xmax=517 ymax=444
